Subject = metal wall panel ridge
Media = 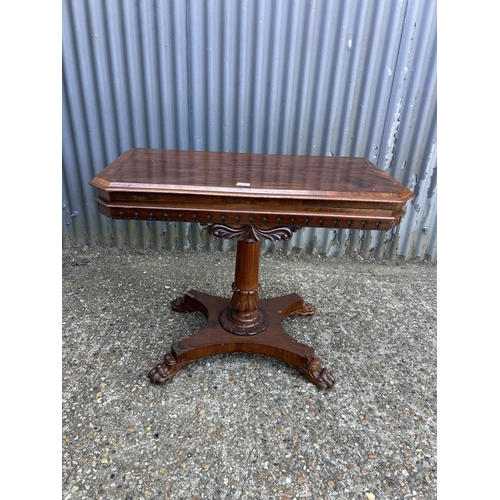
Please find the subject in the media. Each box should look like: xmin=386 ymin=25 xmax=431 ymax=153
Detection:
xmin=62 ymin=0 xmax=437 ymax=261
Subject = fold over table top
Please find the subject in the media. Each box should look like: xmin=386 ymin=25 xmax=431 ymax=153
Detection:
xmin=89 ymin=148 xmax=414 ymax=231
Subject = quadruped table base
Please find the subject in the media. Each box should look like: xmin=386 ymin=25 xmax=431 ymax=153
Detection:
xmin=147 ymin=236 xmax=335 ymax=390
xmin=148 ymin=288 xmax=335 ymax=390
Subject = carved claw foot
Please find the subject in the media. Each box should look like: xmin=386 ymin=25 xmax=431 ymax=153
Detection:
xmin=171 ymin=296 xmax=194 ymax=313
xmin=148 ymin=353 xmax=191 ymax=385
xmin=292 ymin=302 xmax=316 ymax=317
xmin=297 ymin=357 xmax=335 ymax=390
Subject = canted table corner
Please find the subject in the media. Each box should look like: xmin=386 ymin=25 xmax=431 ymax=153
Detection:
xmin=89 ymin=148 xmax=414 ymax=390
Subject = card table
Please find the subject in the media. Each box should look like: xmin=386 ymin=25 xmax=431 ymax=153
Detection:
xmin=90 ymin=148 xmax=414 ymax=389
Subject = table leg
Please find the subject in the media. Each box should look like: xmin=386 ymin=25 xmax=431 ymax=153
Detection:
xmin=148 ymin=241 xmax=334 ymax=389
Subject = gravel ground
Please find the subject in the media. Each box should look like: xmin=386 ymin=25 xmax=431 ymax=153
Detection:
xmin=62 ymin=247 xmax=437 ymax=500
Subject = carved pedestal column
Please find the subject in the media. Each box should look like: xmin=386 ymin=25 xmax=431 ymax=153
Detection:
xmin=219 ymin=240 xmax=269 ymax=335
xmin=205 ymin=223 xmax=298 ymax=336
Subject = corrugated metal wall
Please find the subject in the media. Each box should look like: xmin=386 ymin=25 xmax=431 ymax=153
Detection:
xmin=62 ymin=0 xmax=437 ymax=261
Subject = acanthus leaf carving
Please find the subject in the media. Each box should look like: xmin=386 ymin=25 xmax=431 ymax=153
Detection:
xmin=201 ymin=223 xmax=299 ymax=243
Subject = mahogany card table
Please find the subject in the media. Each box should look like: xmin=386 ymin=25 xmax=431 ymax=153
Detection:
xmin=90 ymin=148 xmax=414 ymax=390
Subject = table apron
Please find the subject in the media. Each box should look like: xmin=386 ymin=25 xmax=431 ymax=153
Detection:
xmin=95 ymin=197 xmax=404 ymax=231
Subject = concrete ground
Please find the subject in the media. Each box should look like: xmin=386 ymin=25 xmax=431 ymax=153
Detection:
xmin=62 ymin=247 xmax=437 ymax=499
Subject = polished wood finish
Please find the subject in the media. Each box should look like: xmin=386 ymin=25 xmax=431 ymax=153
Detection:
xmin=90 ymin=148 xmax=414 ymax=231
xmin=150 ymin=290 xmax=333 ymax=389
xmin=224 ymin=240 xmax=265 ymax=335
xmin=89 ymin=148 xmax=414 ymax=390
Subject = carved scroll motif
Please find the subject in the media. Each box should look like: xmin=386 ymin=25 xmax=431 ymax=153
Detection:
xmin=297 ymin=357 xmax=335 ymax=390
xmin=291 ymin=302 xmax=316 ymax=317
xmin=201 ymin=223 xmax=299 ymax=243
xmin=171 ymin=296 xmax=194 ymax=313
xmin=148 ymin=353 xmax=193 ymax=385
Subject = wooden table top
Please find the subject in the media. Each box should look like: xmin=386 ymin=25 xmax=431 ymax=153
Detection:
xmin=90 ymin=148 xmax=414 ymax=231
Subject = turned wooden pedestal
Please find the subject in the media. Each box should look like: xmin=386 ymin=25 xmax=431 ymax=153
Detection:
xmin=89 ymin=148 xmax=414 ymax=390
